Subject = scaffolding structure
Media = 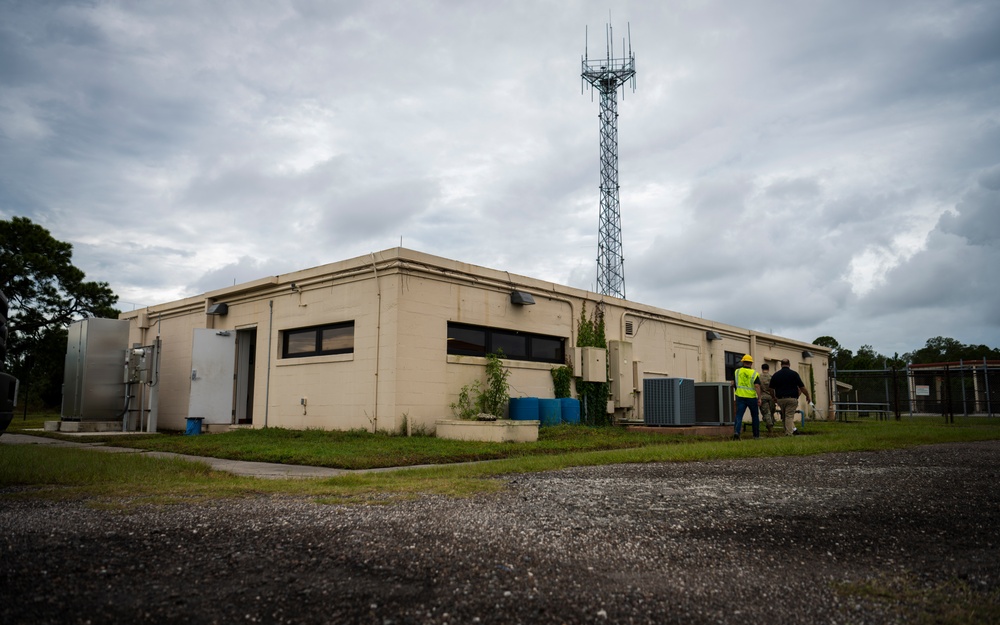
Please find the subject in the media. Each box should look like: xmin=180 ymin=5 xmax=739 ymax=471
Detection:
xmin=582 ymin=23 xmax=636 ymax=300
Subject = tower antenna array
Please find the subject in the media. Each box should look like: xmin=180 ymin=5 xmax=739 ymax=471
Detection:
xmin=582 ymin=22 xmax=636 ymax=300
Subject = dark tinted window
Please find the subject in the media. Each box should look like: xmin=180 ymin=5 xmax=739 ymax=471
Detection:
xmin=447 ymin=325 xmax=487 ymax=356
xmin=447 ymin=322 xmax=564 ymax=364
xmin=531 ymin=335 xmax=564 ymax=363
xmin=492 ymin=331 xmax=527 ymax=359
xmin=282 ymin=321 xmax=354 ymax=358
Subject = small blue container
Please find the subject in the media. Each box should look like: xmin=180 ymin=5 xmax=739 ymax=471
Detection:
xmin=185 ymin=418 xmax=203 ymax=436
xmin=559 ymin=398 xmax=581 ymax=424
xmin=538 ymin=399 xmax=562 ymax=427
xmin=509 ymin=397 xmax=540 ymax=421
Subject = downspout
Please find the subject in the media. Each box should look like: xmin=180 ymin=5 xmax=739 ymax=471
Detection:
xmin=370 ymin=253 xmax=381 ymax=434
xmin=265 ymin=300 xmax=273 ymax=428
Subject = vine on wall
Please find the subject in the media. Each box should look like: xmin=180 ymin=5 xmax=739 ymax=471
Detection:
xmin=551 ymin=365 xmax=572 ymax=399
xmin=576 ymin=303 xmax=611 ymax=426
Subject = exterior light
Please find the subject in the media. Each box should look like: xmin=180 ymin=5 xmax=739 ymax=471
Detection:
xmin=510 ymin=291 xmax=535 ymax=306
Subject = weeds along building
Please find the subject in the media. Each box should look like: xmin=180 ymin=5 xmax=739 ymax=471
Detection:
xmin=118 ymin=247 xmax=830 ymax=433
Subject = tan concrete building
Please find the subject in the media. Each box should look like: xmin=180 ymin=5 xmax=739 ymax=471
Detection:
xmin=119 ymin=248 xmax=829 ymax=432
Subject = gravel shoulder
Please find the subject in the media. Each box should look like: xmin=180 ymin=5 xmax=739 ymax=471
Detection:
xmin=3 ymin=441 xmax=999 ymax=624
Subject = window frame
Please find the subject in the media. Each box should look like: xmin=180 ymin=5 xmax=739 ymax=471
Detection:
xmin=447 ymin=322 xmax=566 ymax=364
xmin=281 ymin=321 xmax=355 ymax=359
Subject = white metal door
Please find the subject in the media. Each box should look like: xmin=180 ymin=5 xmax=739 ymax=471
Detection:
xmin=188 ymin=329 xmax=236 ymax=425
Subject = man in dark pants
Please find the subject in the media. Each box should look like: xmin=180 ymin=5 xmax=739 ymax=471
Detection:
xmin=769 ymin=358 xmax=812 ymax=435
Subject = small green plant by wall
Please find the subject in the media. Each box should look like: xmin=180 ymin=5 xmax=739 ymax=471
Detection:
xmin=479 ymin=350 xmax=511 ymax=418
xmin=449 ymin=350 xmax=511 ymax=420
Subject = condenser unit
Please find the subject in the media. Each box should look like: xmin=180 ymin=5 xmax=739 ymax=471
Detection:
xmin=643 ymin=378 xmax=695 ymax=425
xmin=694 ymin=382 xmax=735 ymax=425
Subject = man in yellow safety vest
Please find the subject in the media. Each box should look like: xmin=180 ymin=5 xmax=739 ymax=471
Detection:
xmin=733 ymin=354 xmax=764 ymax=440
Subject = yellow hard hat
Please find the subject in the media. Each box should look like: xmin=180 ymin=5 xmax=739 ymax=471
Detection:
xmin=741 ymin=354 xmax=753 ymax=363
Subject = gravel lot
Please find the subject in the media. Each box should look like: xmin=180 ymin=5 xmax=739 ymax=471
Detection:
xmin=3 ymin=441 xmax=999 ymax=624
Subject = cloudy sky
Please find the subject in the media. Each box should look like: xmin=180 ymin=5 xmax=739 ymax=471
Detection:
xmin=2 ymin=0 xmax=998 ymax=357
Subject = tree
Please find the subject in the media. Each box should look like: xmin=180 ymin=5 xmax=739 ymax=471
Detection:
xmin=1 ymin=216 xmax=120 ymax=407
xmin=813 ymin=335 xmax=853 ymax=371
xmin=906 ymin=336 xmax=1000 ymax=364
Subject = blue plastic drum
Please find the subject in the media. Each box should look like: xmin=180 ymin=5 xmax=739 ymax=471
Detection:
xmin=509 ymin=397 xmax=540 ymax=421
xmin=538 ymin=398 xmax=562 ymax=427
xmin=559 ymin=397 xmax=581 ymax=424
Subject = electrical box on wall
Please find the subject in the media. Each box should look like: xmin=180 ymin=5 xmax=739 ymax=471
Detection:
xmin=609 ymin=341 xmax=634 ymax=408
xmin=569 ymin=347 xmax=583 ymax=375
xmin=580 ymin=347 xmax=607 ymax=382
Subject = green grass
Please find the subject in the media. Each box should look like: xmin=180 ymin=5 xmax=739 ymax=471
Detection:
xmin=834 ymin=575 xmax=1000 ymax=625
xmin=3 ymin=415 xmax=1000 ymax=503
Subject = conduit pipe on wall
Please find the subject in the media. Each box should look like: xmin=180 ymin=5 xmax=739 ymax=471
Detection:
xmin=265 ymin=300 xmax=273 ymax=428
xmin=618 ymin=309 xmax=732 ymax=381
xmin=370 ymin=253 xmax=382 ymax=434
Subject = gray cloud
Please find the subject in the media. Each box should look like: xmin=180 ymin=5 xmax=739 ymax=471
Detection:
xmin=2 ymin=0 xmax=998 ymax=355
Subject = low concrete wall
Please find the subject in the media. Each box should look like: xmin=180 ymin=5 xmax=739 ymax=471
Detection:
xmin=435 ymin=419 xmax=539 ymax=443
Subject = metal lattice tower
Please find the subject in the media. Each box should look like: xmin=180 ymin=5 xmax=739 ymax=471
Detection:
xmin=582 ymin=23 xmax=635 ymax=300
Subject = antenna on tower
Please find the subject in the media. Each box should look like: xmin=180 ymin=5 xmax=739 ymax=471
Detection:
xmin=582 ymin=21 xmax=636 ymax=300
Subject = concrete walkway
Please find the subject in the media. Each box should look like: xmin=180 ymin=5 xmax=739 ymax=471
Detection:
xmin=0 ymin=433 xmax=358 ymax=479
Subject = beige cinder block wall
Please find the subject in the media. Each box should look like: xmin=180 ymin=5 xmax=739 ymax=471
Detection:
xmin=121 ymin=247 xmax=830 ymax=432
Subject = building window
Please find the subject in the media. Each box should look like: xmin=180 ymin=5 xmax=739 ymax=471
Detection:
xmin=724 ymin=350 xmax=743 ymax=382
xmin=447 ymin=322 xmax=565 ymax=364
xmin=282 ymin=321 xmax=354 ymax=358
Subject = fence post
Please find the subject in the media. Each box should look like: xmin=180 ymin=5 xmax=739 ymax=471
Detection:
xmin=960 ymin=359 xmax=969 ymax=417
xmin=892 ymin=366 xmax=901 ymax=420
xmin=943 ymin=365 xmax=954 ymax=424
xmin=986 ymin=357 xmax=994 ymax=418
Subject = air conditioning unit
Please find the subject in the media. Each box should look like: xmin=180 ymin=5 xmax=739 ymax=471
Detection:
xmin=643 ymin=378 xmax=695 ymax=426
xmin=694 ymin=382 xmax=735 ymax=425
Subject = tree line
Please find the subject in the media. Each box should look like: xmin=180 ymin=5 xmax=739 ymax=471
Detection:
xmin=813 ymin=336 xmax=1000 ymax=371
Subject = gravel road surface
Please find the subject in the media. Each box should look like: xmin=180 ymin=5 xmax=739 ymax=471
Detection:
xmin=2 ymin=441 xmax=998 ymax=624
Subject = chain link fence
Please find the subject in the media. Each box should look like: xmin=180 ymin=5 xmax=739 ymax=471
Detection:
xmin=830 ymin=360 xmax=999 ymax=422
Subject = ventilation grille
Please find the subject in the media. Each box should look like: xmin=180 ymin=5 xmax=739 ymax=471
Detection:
xmin=624 ymin=320 xmax=634 ymax=336
xmin=643 ymin=378 xmax=696 ymax=425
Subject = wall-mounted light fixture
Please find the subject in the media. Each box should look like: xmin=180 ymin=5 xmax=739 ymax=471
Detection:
xmin=802 ymin=350 xmax=813 ymax=359
xmin=206 ymin=303 xmax=229 ymax=316
xmin=706 ymin=330 xmax=722 ymax=341
xmin=510 ymin=291 xmax=535 ymax=306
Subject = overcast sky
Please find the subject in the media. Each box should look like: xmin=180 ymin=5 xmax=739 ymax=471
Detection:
xmin=2 ymin=0 xmax=998 ymax=357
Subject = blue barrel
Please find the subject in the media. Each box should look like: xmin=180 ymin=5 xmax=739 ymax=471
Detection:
xmin=185 ymin=418 xmax=203 ymax=436
xmin=509 ymin=397 xmax=540 ymax=421
xmin=538 ymin=399 xmax=561 ymax=427
xmin=559 ymin=398 xmax=581 ymax=424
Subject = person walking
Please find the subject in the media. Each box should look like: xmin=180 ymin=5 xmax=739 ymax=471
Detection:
xmin=732 ymin=354 xmax=763 ymax=440
xmin=769 ymin=358 xmax=812 ymax=435
xmin=759 ymin=363 xmax=776 ymax=433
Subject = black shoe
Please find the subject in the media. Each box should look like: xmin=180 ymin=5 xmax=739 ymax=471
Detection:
xmin=732 ymin=434 xmax=741 ymax=441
